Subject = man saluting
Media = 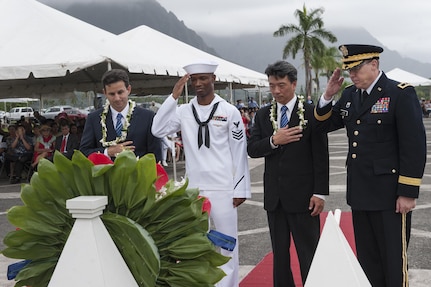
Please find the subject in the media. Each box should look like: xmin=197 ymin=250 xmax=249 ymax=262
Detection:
xmin=315 ymin=44 xmax=426 ymax=286
xmin=152 ymin=60 xmax=251 ymax=287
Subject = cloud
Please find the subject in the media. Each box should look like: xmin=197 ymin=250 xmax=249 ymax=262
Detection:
xmin=39 ymin=0 xmax=431 ymax=64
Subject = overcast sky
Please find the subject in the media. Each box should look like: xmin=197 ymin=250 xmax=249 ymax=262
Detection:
xmin=157 ymin=0 xmax=430 ymax=64
xmin=41 ymin=0 xmax=431 ymax=64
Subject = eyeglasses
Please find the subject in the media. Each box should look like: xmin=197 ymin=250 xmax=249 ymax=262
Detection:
xmin=347 ymin=60 xmax=371 ymax=73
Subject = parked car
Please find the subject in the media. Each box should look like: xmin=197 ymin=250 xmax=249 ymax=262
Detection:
xmin=57 ymin=109 xmax=88 ymax=122
xmin=0 ymin=110 xmax=6 ymax=122
xmin=42 ymin=105 xmax=73 ymax=119
xmin=82 ymin=106 xmax=95 ymax=114
xmin=4 ymin=107 xmax=34 ymax=123
xmin=139 ymin=102 xmax=161 ymax=113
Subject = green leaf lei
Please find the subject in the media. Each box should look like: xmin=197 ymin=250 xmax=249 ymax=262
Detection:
xmin=1 ymin=151 xmax=228 ymax=286
xmin=100 ymin=100 xmax=136 ymax=147
xmin=269 ymin=95 xmax=308 ymax=135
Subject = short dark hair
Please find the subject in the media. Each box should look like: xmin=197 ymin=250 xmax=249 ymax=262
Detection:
xmin=264 ymin=61 xmax=297 ymax=83
xmin=101 ymin=69 xmax=130 ymax=88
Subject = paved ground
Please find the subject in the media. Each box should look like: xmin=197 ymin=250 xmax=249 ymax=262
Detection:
xmin=1 ymin=118 xmax=431 ymax=286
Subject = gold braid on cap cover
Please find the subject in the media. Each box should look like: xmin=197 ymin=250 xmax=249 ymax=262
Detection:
xmin=342 ymin=52 xmax=381 ymax=63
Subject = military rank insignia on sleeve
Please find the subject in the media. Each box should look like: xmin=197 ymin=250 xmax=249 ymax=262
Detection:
xmin=232 ymin=121 xmax=244 ymax=140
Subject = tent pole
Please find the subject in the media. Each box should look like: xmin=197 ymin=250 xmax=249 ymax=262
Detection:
xmin=229 ymin=82 xmax=233 ymax=104
xmin=258 ymin=86 xmax=262 ymax=107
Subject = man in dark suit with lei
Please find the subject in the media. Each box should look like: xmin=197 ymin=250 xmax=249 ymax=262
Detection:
xmin=247 ymin=60 xmax=329 ymax=287
xmin=80 ymin=69 xmax=161 ymax=161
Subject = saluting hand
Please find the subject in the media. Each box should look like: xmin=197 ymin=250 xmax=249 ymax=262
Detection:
xmin=323 ymin=68 xmax=344 ymax=101
xmin=172 ymin=74 xmax=190 ymax=100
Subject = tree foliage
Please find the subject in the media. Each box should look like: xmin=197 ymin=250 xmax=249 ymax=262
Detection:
xmin=274 ymin=5 xmax=337 ymax=97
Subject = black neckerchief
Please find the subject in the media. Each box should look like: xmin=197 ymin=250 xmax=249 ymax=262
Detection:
xmin=191 ymin=102 xmax=219 ymax=148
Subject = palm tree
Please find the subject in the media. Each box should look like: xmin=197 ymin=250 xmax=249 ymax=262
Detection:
xmin=321 ymin=46 xmax=341 ymax=82
xmin=274 ymin=5 xmax=337 ymax=98
xmin=310 ymin=46 xmax=340 ymax=95
xmin=310 ymin=51 xmax=325 ymax=97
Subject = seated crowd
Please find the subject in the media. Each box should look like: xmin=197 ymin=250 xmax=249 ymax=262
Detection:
xmin=1 ymin=98 xmax=268 ymax=182
xmin=0 ymin=113 xmax=84 ymax=184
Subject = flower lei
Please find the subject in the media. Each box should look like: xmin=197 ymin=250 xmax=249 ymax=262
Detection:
xmin=39 ymin=135 xmax=56 ymax=149
xmin=296 ymin=95 xmax=308 ymax=129
xmin=269 ymin=95 xmax=308 ymax=135
xmin=99 ymin=100 xmax=136 ymax=147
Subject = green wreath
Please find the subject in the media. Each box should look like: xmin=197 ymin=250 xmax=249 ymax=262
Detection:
xmin=1 ymin=150 xmax=228 ymax=287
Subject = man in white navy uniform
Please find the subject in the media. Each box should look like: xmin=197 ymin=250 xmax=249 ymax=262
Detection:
xmin=151 ymin=60 xmax=251 ymax=287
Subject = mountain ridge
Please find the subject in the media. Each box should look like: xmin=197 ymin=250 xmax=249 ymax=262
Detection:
xmin=201 ymin=27 xmax=431 ymax=79
xmin=43 ymin=0 xmax=431 ymax=83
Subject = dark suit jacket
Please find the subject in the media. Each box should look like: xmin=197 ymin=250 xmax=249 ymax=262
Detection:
xmin=247 ymin=100 xmax=329 ymax=212
xmin=79 ymin=106 xmax=162 ymax=161
xmin=314 ymin=72 xmax=426 ymax=210
xmin=55 ymin=133 xmax=80 ymax=159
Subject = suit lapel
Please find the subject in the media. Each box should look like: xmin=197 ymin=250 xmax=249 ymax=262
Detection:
xmin=105 ymin=110 xmax=117 ymax=141
xmin=126 ymin=108 xmax=136 ymax=135
xmin=288 ymin=100 xmax=299 ymax=127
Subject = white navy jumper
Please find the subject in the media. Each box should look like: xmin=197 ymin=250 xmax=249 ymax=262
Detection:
xmin=152 ymin=93 xmax=251 ymax=287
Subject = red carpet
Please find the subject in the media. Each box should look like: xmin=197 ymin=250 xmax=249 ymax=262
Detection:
xmin=240 ymin=212 xmax=356 ymax=287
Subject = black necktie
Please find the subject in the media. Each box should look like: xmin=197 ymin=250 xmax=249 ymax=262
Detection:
xmin=191 ymin=102 xmax=219 ymax=148
xmin=361 ymin=90 xmax=369 ymax=105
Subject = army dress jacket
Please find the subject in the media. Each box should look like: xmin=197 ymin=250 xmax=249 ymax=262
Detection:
xmin=315 ymin=72 xmax=426 ymax=210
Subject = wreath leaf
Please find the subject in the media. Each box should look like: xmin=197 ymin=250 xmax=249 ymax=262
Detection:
xmin=1 ymin=151 xmax=228 ymax=286
xmin=102 ymin=212 xmax=160 ymax=286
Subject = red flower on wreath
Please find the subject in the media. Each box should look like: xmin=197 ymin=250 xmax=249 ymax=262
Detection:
xmin=155 ymin=163 xmax=169 ymax=191
xmin=88 ymin=152 xmax=114 ymax=165
xmin=198 ymin=196 xmax=211 ymax=215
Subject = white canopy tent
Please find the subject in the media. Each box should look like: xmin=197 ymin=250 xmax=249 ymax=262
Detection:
xmin=0 ymin=0 xmax=267 ymax=100
xmin=119 ymin=25 xmax=268 ymax=103
xmin=386 ymin=68 xmax=431 ymax=86
xmin=119 ymin=25 xmax=268 ymax=88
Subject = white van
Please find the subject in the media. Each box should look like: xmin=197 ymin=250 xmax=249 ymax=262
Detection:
xmin=4 ymin=107 xmax=34 ymax=123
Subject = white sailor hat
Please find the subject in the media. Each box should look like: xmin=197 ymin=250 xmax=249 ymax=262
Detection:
xmin=183 ymin=60 xmax=218 ymax=75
